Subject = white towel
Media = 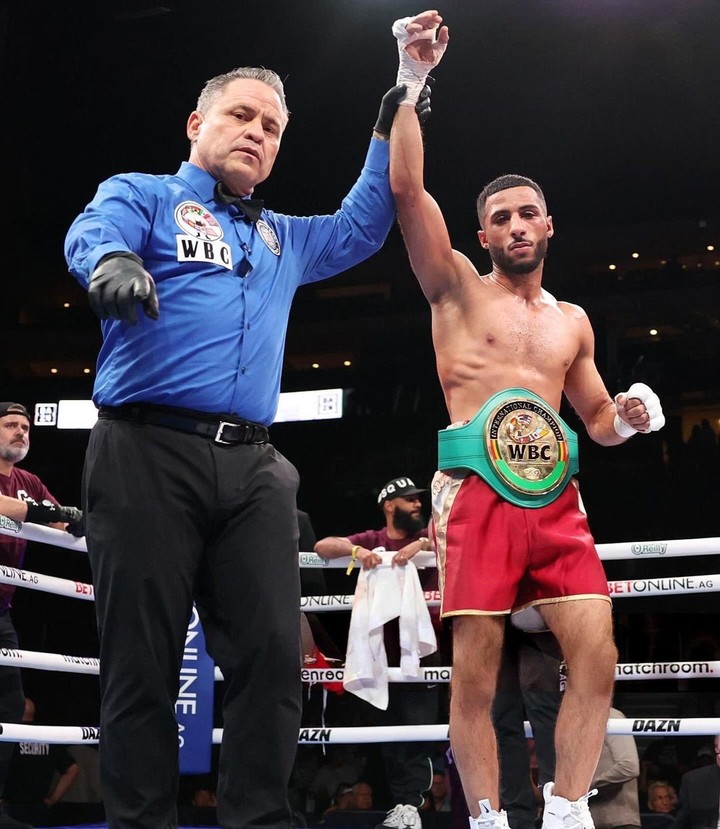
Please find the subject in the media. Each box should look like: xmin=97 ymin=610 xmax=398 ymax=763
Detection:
xmin=343 ymin=549 xmax=437 ymax=709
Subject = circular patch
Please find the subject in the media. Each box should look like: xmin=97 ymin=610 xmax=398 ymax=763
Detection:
xmin=256 ymin=219 xmax=281 ymax=256
xmin=485 ymin=398 xmax=571 ymax=496
xmin=174 ymin=201 xmax=224 ymax=242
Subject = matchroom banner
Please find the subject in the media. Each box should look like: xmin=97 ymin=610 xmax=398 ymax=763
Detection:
xmin=177 ymin=606 xmax=214 ymax=774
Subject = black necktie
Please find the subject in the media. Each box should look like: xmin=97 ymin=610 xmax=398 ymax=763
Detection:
xmin=214 ymin=182 xmax=264 ymax=224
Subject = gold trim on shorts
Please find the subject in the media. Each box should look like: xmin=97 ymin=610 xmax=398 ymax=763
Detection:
xmin=513 ymin=594 xmax=613 ymax=613
xmin=441 ymin=608 xmax=512 ymax=618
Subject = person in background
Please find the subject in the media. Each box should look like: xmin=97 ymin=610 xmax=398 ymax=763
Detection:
xmin=315 ymin=476 xmax=448 ymax=829
xmin=647 ymin=782 xmax=677 ymax=816
xmin=52 ymin=745 xmax=105 ymax=826
xmin=321 ymin=783 xmax=357 ymax=820
xmin=493 ymin=624 xmax=563 ymax=829
xmin=589 ymin=708 xmax=641 ymax=829
xmin=0 ymin=403 xmax=83 ymax=532
xmin=352 ymin=782 xmax=375 ymax=811
xmin=312 ymin=748 xmax=365 ymax=817
xmin=177 ymin=776 xmax=218 ymax=828
xmin=670 ymin=735 xmax=719 ymax=829
xmin=421 ymin=772 xmax=450 ymax=812
xmin=639 ymin=739 xmax=689 ymax=802
xmin=0 ymin=403 xmax=83 ymax=829
xmin=3 ymin=698 xmax=79 ymax=828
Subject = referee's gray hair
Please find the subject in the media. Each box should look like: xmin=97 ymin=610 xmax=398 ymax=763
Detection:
xmin=195 ymin=67 xmax=290 ymax=123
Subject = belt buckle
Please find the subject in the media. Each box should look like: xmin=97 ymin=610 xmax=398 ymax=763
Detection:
xmin=214 ymin=421 xmax=239 ymax=445
xmin=485 ymin=395 xmax=572 ymax=497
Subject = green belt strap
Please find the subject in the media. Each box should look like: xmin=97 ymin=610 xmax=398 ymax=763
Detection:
xmin=437 ymin=388 xmax=579 ymax=508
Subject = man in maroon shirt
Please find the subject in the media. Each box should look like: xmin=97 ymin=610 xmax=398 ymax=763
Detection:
xmin=0 ymin=403 xmax=83 ymax=535
xmin=316 ymin=477 xmax=432 ymax=572
xmin=315 ymin=477 xmax=447 ymax=829
xmin=0 ymin=402 xmax=83 ymax=829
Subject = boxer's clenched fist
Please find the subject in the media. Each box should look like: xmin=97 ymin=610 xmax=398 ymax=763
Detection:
xmin=613 ymin=382 xmax=665 ymax=438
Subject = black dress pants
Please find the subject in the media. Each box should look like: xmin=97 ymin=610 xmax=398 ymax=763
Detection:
xmin=83 ymin=419 xmax=302 ymax=829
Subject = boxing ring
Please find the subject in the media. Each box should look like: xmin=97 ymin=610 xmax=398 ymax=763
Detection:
xmin=0 ymin=517 xmax=719 ymax=751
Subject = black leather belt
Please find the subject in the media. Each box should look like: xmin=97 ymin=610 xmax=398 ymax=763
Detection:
xmin=98 ymin=404 xmax=269 ymax=446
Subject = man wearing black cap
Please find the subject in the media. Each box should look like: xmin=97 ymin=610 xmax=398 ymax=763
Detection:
xmin=316 ymin=477 xmax=431 ymax=572
xmin=315 ymin=477 xmax=447 ymax=829
xmin=0 ymin=403 xmax=83 ymax=829
xmin=0 ymin=403 xmax=84 ymax=531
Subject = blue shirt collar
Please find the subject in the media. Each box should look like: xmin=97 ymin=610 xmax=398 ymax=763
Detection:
xmin=175 ymin=161 xmax=218 ymax=204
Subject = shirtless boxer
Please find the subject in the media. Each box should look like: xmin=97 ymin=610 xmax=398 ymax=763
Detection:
xmin=387 ymin=11 xmax=664 ymax=829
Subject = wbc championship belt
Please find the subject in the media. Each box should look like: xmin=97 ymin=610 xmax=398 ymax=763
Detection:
xmin=437 ymin=388 xmax=579 ymax=508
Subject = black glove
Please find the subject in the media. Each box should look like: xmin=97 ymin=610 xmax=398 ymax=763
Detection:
xmin=88 ymin=252 xmax=159 ymax=325
xmin=25 ymin=502 xmax=85 ymax=537
xmin=374 ymin=85 xmax=408 ymax=137
xmin=416 ymin=79 xmax=433 ymax=128
xmin=374 ymin=82 xmax=434 ymax=138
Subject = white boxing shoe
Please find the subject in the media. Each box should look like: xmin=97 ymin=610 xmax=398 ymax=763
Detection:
xmin=380 ymin=804 xmax=422 ymax=829
xmin=468 ymin=799 xmax=510 ymax=829
xmin=541 ymin=782 xmax=597 ymax=829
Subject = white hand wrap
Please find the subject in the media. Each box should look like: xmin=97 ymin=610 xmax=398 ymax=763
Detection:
xmin=392 ymin=16 xmax=447 ymax=105
xmin=613 ymin=382 xmax=665 ymax=438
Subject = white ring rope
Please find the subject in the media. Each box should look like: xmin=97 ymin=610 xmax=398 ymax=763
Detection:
xmin=290 ymin=717 xmax=720 ymax=743
xmin=0 ymin=565 xmax=94 ymax=600
xmin=1 ymin=518 xmax=719 ymax=563
xmin=292 ymin=718 xmax=720 ymax=742
xmin=0 ymin=649 xmax=717 ymax=684
xmin=300 ymin=661 xmax=720 ymax=683
xmin=0 ymin=516 xmax=88 ymax=553
xmin=300 ymin=572 xmax=720 ymax=611
xmin=0 ymin=723 xmax=100 ymax=744
xmin=300 ymin=536 xmax=720 ymax=567
xmin=2 ymin=716 xmax=720 ymax=747
xmin=0 ymin=648 xmax=100 ymax=675
xmin=0 ymin=563 xmax=716 ymax=611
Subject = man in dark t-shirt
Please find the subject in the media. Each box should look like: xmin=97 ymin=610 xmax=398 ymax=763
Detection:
xmin=315 ymin=476 xmax=449 ymax=829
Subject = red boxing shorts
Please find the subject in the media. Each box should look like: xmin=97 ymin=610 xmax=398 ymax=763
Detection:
xmin=431 ymin=471 xmax=610 ymax=629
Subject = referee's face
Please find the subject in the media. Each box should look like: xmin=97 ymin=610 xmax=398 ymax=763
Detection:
xmin=187 ymin=78 xmax=286 ymax=197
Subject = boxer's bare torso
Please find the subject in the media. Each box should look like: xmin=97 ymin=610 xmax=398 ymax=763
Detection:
xmin=431 ymin=253 xmax=590 ymax=423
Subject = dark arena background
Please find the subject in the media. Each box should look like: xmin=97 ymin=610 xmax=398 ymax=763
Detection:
xmin=1 ymin=1 xmax=719 ymax=827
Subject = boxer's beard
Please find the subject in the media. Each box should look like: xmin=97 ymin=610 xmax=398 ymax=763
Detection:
xmin=489 ymin=237 xmax=548 ymax=275
xmin=393 ymin=507 xmax=425 ymax=535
